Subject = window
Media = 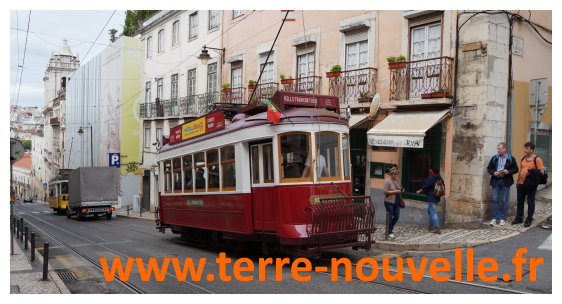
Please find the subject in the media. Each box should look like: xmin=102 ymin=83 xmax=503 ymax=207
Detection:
xmin=315 ymin=132 xmax=341 ymax=180
xmin=158 ymin=30 xmax=165 ymax=53
xmin=207 ymin=63 xmax=217 ymax=93
xmin=156 ymin=128 xmax=162 ymax=146
xmin=231 ymin=66 xmax=242 ymax=88
xmin=298 ymin=53 xmax=315 ymax=78
xmin=278 ymin=132 xmax=311 ymax=182
xmin=207 ymin=150 xmax=220 ymax=191
xmin=145 ymin=82 xmax=151 ymax=103
xmin=252 ymin=146 xmax=260 ymax=184
xmin=171 ymin=74 xmax=179 ymax=101
xmin=173 ymin=158 xmax=182 ymax=192
xmin=209 ymin=10 xmax=219 ymax=30
xmin=221 ymin=146 xmax=236 ymax=191
xmin=342 ymin=134 xmax=350 ymax=180
xmin=194 ymin=153 xmax=206 ymax=192
xmin=172 ymin=21 xmax=180 ymax=46
xmin=157 ymin=78 xmax=163 ymax=100
xmin=262 ymin=144 xmax=274 ymax=183
xmin=259 ymin=52 xmax=275 ymax=83
xmin=145 ymin=128 xmax=151 ymax=148
xmin=146 ymin=37 xmax=152 ymax=58
xmin=346 ymin=41 xmax=368 ymax=71
xmin=233 ymin=10 xmax=244 ymax=19
xmin=164 ymin=160 xmax=172 ymax=192
xmin=410 ymin=23 xmax=441 ymax=61
xmin=187 ymin=69 xmax=196 ymax=96
xmin=189 ymin=12 xmax=198 ymax=39
xmin=183 ymin=155 xmax=193 ymax=193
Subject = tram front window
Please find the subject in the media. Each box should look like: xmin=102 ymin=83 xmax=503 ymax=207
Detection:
xmin=61 ymin=183 xmax=68 ymax=194
xmin=315 ymin=133 xmax=341 ymax=179
xmin=279 ymin=133 xmax=310 ymax=180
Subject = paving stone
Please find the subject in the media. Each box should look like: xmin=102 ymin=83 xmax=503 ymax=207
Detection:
xmin=419 ymin=243 xmax=440 ymax=251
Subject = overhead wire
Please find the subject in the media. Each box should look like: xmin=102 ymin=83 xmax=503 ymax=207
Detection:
xmin=15 ymin=10 xmax=31 ymax=110
xmin=11 ymin=10 xmax=20 ymax=107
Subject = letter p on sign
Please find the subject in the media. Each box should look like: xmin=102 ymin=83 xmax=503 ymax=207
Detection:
xmin=109 ymin=153 xmax=120 ymax=168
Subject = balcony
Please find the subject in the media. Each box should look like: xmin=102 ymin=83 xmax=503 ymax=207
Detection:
xmin=248 ymin=82 xmax=279 ymax=105
xmin=140 ymin=93 xmax=220 ymax=119
xmin=220 ymin=87 xmax=246 ymax=104
xmin=50 ymin=117 xmax=59 ymax=125
xmin=197 ymin=92 xmax=220 ymax=114
xmin=389 ymin=56 xmax=454 ymax=107
xmin=282 ymin=76 xmax=321 ymax=95
xmin=328 ymin=67 xmax=377 ymax=108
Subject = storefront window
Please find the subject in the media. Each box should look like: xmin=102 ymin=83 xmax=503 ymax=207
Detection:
xmin=279 ymin=133 xmax=311 ymax=182
xmin=221 ymin=146 xmax=236 ymax=190
xmin=315 ymin=132 xmax=341 ymax=180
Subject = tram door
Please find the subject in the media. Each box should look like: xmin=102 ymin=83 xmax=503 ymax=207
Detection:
xmin=250 ymin=141 xmax=276 ymax=232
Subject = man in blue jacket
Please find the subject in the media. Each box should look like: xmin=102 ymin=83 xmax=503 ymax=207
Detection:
xmin=416 ymin=164 xmax=448 ymax=234
xmin=486 ymin=142 xmax=519 ymax=226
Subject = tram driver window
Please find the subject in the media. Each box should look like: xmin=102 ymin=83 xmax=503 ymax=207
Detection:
xmin=313 ymin=132 xmax=341 ymax=180
xmin=221 ymin=146 xmax=236 ymax=190
xmin=164 ymin=160 xmax=172 ymax=192
xmin=207 ymin=150 xmax=220 ymax=191
xmin=279 ymin=133 xmax=311 ymax=181
xmin=173 ymin=158 xmax=182 ymax=192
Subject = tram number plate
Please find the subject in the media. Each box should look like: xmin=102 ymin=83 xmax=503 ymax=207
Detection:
xmin=186 ymin=199 xmax=204 ymax=206
xmin=89 ymin=208 xmax=109 ymax=212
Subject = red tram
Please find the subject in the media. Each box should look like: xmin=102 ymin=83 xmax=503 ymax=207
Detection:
xmin=156 ymin=91 xmax=376 ymax=258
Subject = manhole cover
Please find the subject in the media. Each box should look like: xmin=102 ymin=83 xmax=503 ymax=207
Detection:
xmin=57 ymin=272 xmax=76 ymax=280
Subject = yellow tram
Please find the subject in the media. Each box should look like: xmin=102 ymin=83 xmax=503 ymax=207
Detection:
xmin=47 ymin=169 xmax=71 ymax=214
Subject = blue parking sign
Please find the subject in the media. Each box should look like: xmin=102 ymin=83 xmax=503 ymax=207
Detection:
xmin=109 ymin=153 xmax=120 ymax=168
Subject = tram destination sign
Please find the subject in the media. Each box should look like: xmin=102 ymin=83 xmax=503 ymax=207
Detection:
xmin=169 ymin=111 xmax=226 ymax=144
xmin=271 ymin=91 xmax=340 ymax=114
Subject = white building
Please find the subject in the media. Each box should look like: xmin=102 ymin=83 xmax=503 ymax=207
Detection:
xmin=30 ymin=131 xmax=46 ymax=198
xmin=137 ymin=10 xmax=224 ymax=211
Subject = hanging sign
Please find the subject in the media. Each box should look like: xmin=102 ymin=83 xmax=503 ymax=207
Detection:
xmin=169 ymin=111 xmax=225 ymax=145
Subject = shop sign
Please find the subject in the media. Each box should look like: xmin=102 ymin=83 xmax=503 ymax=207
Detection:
xmin=368 ymin=135 xmax=424 ymax=148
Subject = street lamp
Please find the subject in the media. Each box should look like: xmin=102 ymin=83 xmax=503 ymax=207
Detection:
xmin=78 ymin=126 xmax=93 ymax=167
xmin=197 ymin=45 xmax=225 ymax=65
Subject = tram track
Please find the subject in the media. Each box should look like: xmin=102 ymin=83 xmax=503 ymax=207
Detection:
xmin=13 ymin=206 xmax=215 ymax=294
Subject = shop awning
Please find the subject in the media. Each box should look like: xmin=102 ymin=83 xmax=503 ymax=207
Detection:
xmin=348 ymin=114 xmax=370 ymax=128
xmin=367 ymin=109 xmax=450 ymax=148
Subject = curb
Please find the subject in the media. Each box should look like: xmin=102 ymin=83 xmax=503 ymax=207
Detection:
xmin=115 ymin=214 xmax=156 ymax=223
xmin=34 ymin=246 xmax=71 ymax=294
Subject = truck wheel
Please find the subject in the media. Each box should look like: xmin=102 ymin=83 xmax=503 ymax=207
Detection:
xmin=106 ymin=212 xmax=112 ymax=220
xmin=94 ymin=213 xmax=99 ymax=218
xmin=66 ymin=208 xmax=71 ymax=219
xmin=77 ymin=209 xmax=84 ymax=221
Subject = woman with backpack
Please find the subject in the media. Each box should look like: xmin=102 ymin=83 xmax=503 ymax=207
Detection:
xmin=416 ymin=164 xmax=448 ymax=234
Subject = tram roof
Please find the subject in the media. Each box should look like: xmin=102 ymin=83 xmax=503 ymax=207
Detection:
xmin=159 ymin=107 xmax=348 ymax=153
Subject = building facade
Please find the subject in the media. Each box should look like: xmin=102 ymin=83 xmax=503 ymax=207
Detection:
xmin=12 ymin=153 xmax=32 ymax=197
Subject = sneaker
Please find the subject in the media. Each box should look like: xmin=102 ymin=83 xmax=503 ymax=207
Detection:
xmin=388 ymin=233 xmax=395 ymax=239
xmin=428 ymin=224 xmax=435 ymax=231
xmin=431 ymin=227 xmax=442 ymax=234
xmin=524 ymin=218 xmax=533 ymax=227
xmin=490 ymin=219 xmax=497 ymax=226
xmin=511 ymin=217 xmax=523 ymax=225
xmin=500 ymin=220 xmax=505 ymax=226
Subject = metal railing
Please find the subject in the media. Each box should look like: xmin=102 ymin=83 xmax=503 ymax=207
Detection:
xmin=140 ymin=93 xmax=221 ymax=118
xmin=179 ymin=96 xmax=197 ymax=115
xmin=248 ymin=82 xmax=279 ymax=105
xmin=328 ymin=67 xmax=377 ymax=106
xmin=390 ymin=56 xmax=454 ymax=101
xmin=282 ymin=76 xmax=321 ymax=95
xmin=197 ymin=92 xmax=220 ymax=114
xmin=220 ymin=87 xmax=246 ymax=104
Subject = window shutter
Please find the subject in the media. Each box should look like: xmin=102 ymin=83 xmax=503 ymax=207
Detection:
xmin=423 ymin=124 xmax=441 ymax=149
xmin=345 ymin=28 xmax=368 ymax=45
xmin=296 ymin=42 xmax=315 ymax=56
xmin=409 ymin=12 xmax=442 ymax=28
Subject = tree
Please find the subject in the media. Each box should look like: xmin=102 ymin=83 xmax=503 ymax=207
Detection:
xmin=22 ymin=140 xmax=31 ymax=150
xmin=27 ymin=112 xmax=32 ymax=116
xmin=120 ymin=10 xmax=158 ymax=37
xmin=109 ymin=29 xmax=118 ymax=42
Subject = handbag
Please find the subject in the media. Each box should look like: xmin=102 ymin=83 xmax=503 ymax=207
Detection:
xmin=391 ymin=179 xmax=406 ymax=209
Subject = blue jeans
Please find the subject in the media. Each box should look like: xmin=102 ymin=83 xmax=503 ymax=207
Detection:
xmin=428 ymin=202 xmax=440 ymax=228
xmin=384 ymin=202 xmax=400 ymax=234
xmin=492 ymin=179 xmax=510 ymax=220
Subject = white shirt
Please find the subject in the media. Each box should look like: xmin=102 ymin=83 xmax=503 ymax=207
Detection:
xmin=304 ymin=154 xmax=327 ymax=176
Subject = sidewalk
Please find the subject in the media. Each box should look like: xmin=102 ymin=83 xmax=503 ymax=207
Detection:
xmin=114 ymin=206 xmax=156 ymax=223
xmin=10 ymin=235 xmax=70 ymax=294
xmin=372 ymin=186 xmax=552 ymax=252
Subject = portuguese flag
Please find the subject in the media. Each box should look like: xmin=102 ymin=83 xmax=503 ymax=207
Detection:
xmin=267 ymin=99 xmax=281 ymax=124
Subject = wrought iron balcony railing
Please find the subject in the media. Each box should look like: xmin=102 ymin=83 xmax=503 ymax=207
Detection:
xmin=282 ymin=76 xmax=321 ymax=95
xmin=220 ymin=87 xmax=246 ymax=104
xmin=140 ymin=93 xmax=222 ymax=118
xmin=197 ymin=92 xmax=220 ymax=114
xmin=328 ymin=67 xmax=377 ymax=106
xmin=179 ymin=95 xmax=197 ymax=115
xmin=248 ymin=82 xmax=279 ymax=105
xmin=390 ymin=56 xmax=454 ymax=101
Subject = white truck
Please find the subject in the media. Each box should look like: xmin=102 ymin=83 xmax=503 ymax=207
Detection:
xmin=67 ymin=167 xmax=118 ymax=221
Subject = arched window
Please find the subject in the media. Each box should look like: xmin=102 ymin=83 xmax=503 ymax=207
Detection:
xmin=158 ymin=29 xmax=165 ymax=53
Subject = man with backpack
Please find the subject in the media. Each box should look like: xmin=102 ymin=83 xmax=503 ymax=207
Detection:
xmin=513 ymin=142 xmax=546 ymax=227
xmin=486 ymin=142 xmax=519 ymax=226
xmin=416 ymin=164 xmax=448 ymax=234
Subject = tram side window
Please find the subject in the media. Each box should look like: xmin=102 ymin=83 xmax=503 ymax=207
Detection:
xmin=221 ymin=146 xmax=236 ymax=190
xmin=173 ymin=158 xmax=182 ymax=192
xmin=342 ymin=134 xmax=350 ymax=180
xmin=164 ymin=160 xmax=172 ymax=192
xmin=183 ymin=155 xmax=193 ymax=193
xmin=207 ymin=150 xmax=220 ymax=191
xmin=315 ymin=132 xmax=341 ymax=179
xmin=263 ymin=144 xmax=274 ymax=183
xmin=279 ymin=133 xmax=311 ymax=181
xmin=251 ymin=146 xmax=259 ymax=184
xmin=194 ymin=153 xmax=206 ymax=192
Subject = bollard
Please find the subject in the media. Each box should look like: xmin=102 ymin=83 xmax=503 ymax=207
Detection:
xmin=20 ymin=218 xmax=24 ymax=242
xmin=24 ymin=226 xmax=28 ymax=250
xmin=16 ymin=219 xmax=19 ymax=239
xmin=30 ymin=233 xmax=35 ymax=261
xmin=385 ymin=212 xmax=390 ymax=240
xmin=42 ymin=242 xmax=49 ymax=281
xmin=13 ymin=217 xmax=16 ymax=234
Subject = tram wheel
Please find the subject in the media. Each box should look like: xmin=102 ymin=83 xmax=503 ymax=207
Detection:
xmin=94 ymin=213 xmax=99 ymax=218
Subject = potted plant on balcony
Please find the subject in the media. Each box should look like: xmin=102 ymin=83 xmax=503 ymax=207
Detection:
xmin=358 ymin=91 xmax=371 ymax=103
xmin=221 ymin=83 xmax=232 ymax=93
xmin=280 ymin=74 xmax=293 ymax=84
xmin=388 ymin=55 xmax=407 ymax=69
xmin=248 ymin=80 xmax=257 ymax=90
xmin=432 ymin=88 xmax=450 ymax=98
xmin=421 ymin=92 xmax=433 ymax=99
xmin=326 ymin=65 xmax=342 ymax=78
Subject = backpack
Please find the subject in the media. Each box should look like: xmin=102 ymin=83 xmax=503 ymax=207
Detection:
xmin=433 ymin=179 xmax=445 ymax=197
xmin=521 ymin=156 xmax=548 ymax=185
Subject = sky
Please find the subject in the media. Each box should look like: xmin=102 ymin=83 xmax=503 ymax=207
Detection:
xmin=10 ymin=10 xmax=127 ymax=108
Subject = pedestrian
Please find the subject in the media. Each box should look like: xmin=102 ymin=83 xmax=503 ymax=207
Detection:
xmin=383 ymin=167 xmax=404 ymax=239
xmin=487 ymin=142 xmax=519 ymax=226
xmin=416 ymin=164 xmax=448 ymax=234
xmin=513 ymin=142 xmax=544 ymax=227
